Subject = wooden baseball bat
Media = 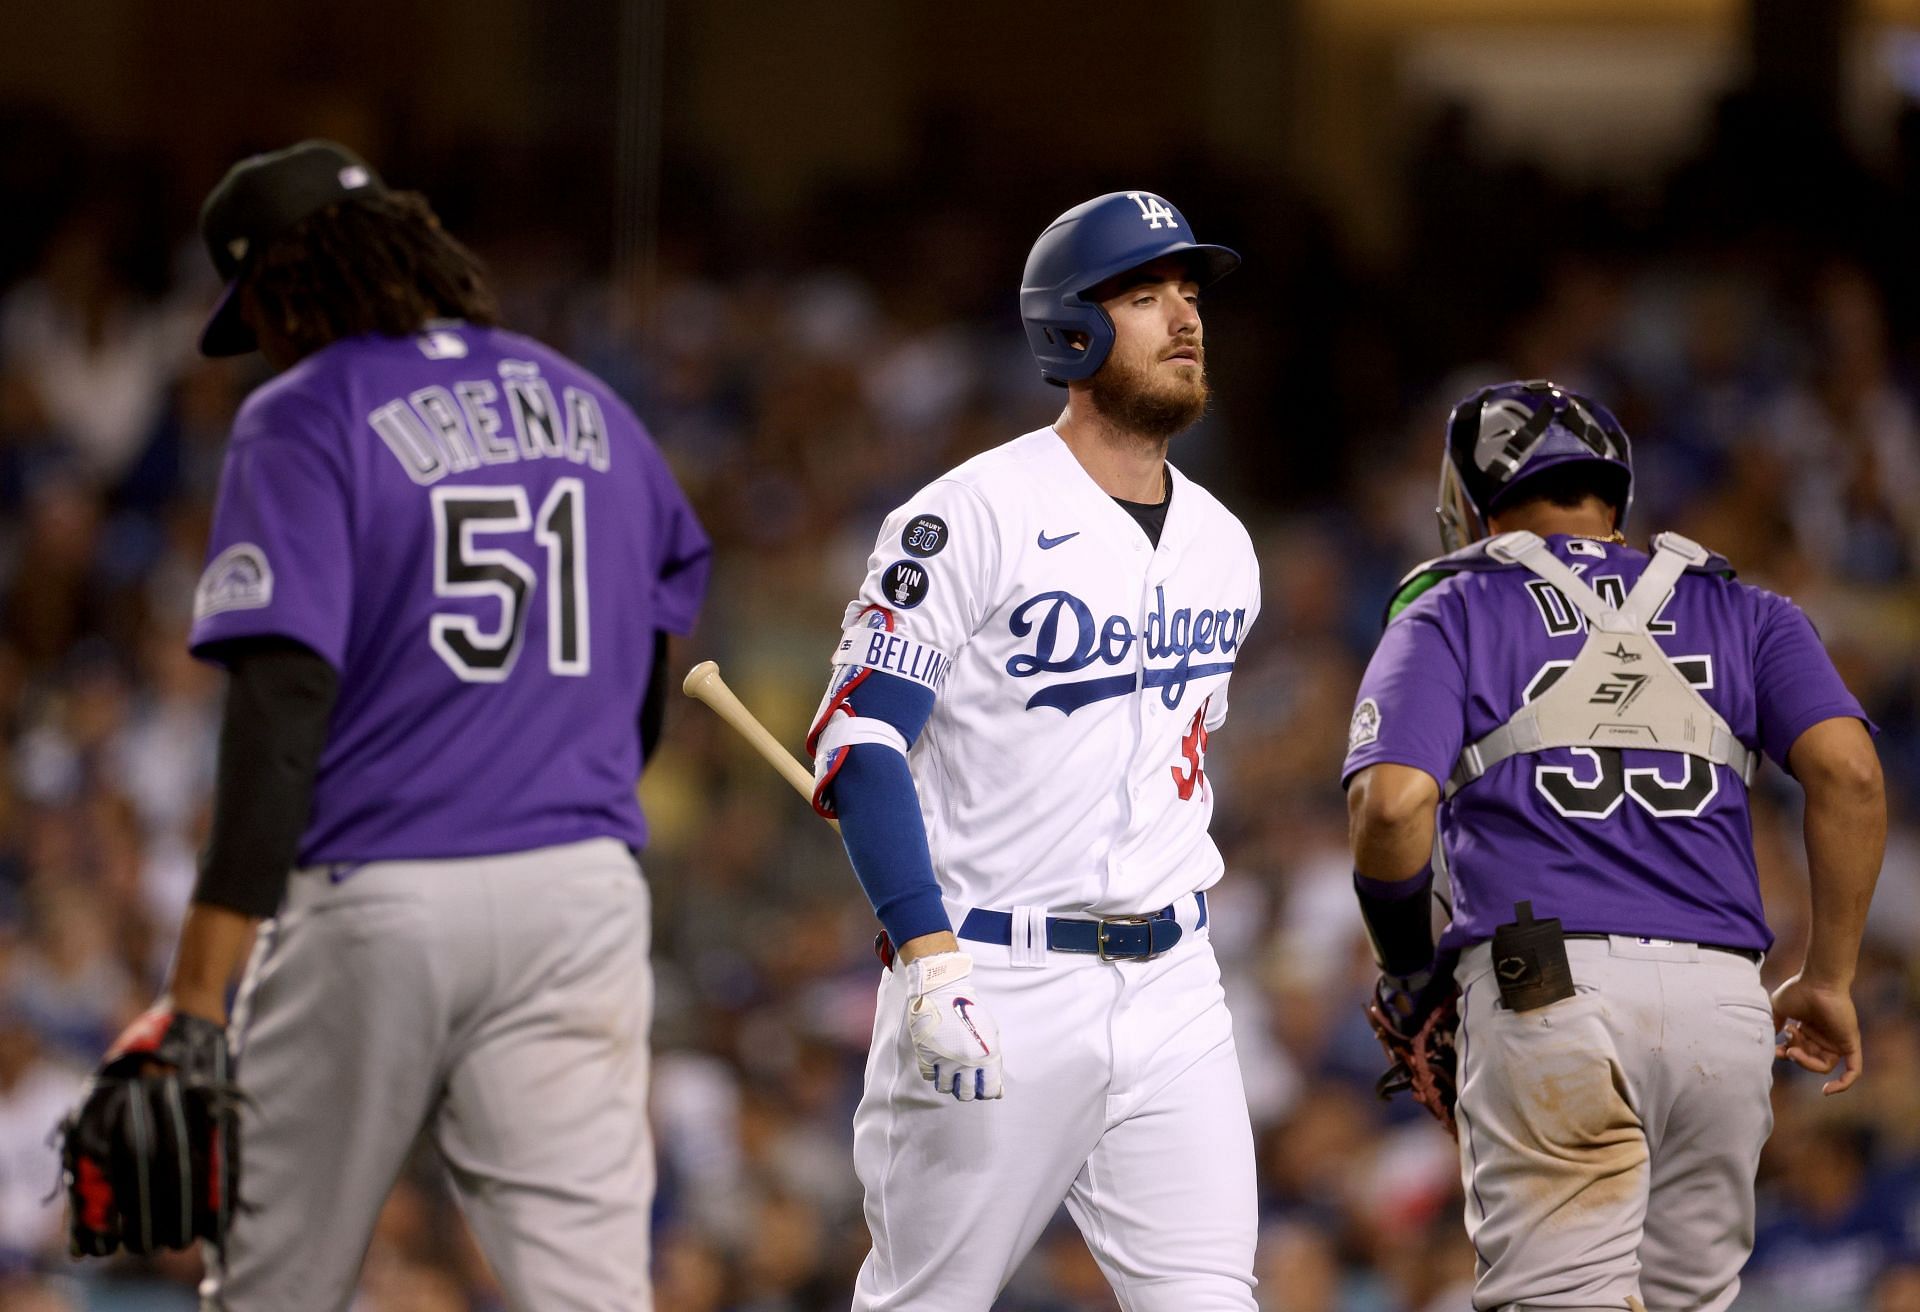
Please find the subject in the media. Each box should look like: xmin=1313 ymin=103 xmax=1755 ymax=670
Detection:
xmin=682 ymin=660 xmax=840 ymax=831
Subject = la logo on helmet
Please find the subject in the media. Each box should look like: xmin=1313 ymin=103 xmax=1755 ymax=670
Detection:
xmin=1127 ymin=193 xmax=1180 ymax=230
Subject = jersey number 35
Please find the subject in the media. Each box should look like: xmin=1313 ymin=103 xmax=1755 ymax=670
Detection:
xmin=1524 ymin=657 xmax=1720 ymax=821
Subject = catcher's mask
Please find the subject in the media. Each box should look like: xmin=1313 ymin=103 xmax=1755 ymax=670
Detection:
xmin=1437 ymin=379 xmax=1633 ymax=552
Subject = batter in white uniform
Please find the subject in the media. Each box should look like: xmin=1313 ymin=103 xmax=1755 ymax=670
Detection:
xmin=808 ymin=191 xmax=1260 ymax=1310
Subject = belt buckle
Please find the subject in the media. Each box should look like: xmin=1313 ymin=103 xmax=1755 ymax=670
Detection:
xmin=1096 ymin=915 xmax=1153 ymax=961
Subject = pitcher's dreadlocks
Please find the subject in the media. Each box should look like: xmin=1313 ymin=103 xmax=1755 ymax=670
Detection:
xmin=242 ymin=190 xmax=499 ymax=361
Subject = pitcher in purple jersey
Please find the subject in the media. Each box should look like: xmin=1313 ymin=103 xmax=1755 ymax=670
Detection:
xmin=61 ymin=142 xmax=710 ymax=1310
xmin=1343 ymin=380 xmax=1884 ymax=1311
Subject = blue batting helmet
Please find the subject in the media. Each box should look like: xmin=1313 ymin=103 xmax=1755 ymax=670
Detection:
xmin=1437 ymin=379 xmax=1634 ymax=552
xmin=1020 ymin=191 xmax=1240 ymax=386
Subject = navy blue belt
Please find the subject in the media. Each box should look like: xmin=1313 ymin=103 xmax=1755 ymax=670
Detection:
xmin=957 ymin=892 xmax=1207 ymax=961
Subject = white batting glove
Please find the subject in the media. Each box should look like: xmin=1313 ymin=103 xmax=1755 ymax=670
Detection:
xmin=903 ymin=952 xmax=1004 ymax=1102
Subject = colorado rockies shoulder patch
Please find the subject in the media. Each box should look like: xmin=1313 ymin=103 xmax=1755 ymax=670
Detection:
xmin=1349 ymin=697 xmax=1381 ymax=751
xmin=194 ymin=543 xmax=276 ymax=620
xmin=880 ymin=559 xmax=930 ymax=609
xmin=901 ymin=514 xmax=948 ymax=558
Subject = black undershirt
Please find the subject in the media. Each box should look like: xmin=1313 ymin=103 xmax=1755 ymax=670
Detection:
xmin=639 ymin=630 xmax=669 ymax=762
xmin=194 ymin=631 xmax=672 ymax=919
xmin=195 ymin=637 xmax=340 ymax=918
xmin=1112 ymin=472 xmax=1173 ymax=546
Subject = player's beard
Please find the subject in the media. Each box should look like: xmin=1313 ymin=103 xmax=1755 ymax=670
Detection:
xmin=1089 ymin=347 xmax=1209 ymax=441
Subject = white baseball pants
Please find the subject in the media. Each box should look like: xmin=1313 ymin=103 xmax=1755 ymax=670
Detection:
xmin=851 ymin=901 xmax=1257 ymax=1311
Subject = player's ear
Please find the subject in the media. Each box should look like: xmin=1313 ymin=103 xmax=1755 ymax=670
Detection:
xmin=1064 ymin=330 xmax=1090 ymax=354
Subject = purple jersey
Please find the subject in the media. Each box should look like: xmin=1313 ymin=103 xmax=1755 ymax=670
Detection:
xmin=189 ymin=324 xmax=710 ymax=863
xmin=1343 ymin=535 xmax=1867 ymax=951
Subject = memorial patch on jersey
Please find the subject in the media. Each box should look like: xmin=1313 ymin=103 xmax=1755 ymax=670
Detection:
xmin=1349 ymin=698 xmax=1381 ymax=751
xmin=901 ymin=514 xmax=948 ymax=558
xmin=880 ymin=560 xmax=930 ymax=609
xmin=193 ymin=543 xmax=274 ymax=620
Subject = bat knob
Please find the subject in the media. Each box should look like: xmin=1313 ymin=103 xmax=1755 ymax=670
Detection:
xmin=682 ymin=660 xmax=719 ymax=697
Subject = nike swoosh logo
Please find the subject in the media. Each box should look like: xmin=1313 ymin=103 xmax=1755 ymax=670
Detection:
xmin=952 ymin=998 xmax=991 ymax=1054
xmin=1037 ymin=530 xmax=1080 ymax=550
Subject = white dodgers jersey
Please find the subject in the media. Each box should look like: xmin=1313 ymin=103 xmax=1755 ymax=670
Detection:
xmin=830 ymin=427 xmax=1261 ymax=915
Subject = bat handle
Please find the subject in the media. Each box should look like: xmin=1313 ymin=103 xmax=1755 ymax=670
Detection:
xmin=682 ymin=660 xmax=839 ymax=831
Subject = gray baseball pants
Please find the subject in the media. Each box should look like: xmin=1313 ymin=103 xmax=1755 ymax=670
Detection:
xmin=200 ymin=838 xmax=654 ymax=1311
xmin=1453 ymin=935 xmax=1776 ymax=1312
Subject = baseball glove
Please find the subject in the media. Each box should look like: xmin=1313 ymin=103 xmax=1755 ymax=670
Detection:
xmin=59 ymin=1009 xmax=241 ymax=1257
xmin=1366 ymin=974 xmax=1461 ymax=1138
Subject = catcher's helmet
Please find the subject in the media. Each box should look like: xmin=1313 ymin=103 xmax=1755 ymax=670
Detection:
xmin=1437 ymin=379 xmax=1633 ymax=552
xmin=1020 ymin=191 xmax=1240 ymax=386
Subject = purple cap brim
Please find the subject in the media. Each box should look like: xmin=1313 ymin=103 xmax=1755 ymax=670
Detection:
xmin=198 ymin=279 xmax=255 ymax=358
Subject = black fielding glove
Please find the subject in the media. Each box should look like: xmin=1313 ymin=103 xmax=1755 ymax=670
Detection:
xmin=59 ymin=1009 xmax=241 ymax=1257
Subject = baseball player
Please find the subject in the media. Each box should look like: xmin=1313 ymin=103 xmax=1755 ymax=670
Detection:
xmin=807 ymin=191 xmax=1260 ymax=1310
xmin=58 ymin=141 xmax=710 ymax=1309
xmin=1343 ymin=380 xmax=1885 ymax=1311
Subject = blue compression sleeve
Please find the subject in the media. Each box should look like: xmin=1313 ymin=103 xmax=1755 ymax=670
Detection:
xmin=834 ymin=746 xmax=950 ymax=944
xmin=827 ymin=671 xmax=949 ymax=945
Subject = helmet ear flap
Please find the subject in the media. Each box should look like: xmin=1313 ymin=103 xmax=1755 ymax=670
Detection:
xmin=1021 ymin=295 xmax=1116 ymax=386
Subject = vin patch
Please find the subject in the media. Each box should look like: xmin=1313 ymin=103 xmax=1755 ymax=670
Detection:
xmin=880 ymin=559 xmax=931 ymax=610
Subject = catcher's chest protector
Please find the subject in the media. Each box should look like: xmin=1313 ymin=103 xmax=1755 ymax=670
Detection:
xmin=1447 ymin=531 xmax=1756 ymax=798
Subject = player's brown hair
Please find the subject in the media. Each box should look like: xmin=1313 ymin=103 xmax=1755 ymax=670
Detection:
xmin=241 ymin=190 xmax=500 ymax=360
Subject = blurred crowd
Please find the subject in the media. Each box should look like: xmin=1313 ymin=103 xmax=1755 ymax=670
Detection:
xmin=2 ymin=89 xmax=1920 ymax=1312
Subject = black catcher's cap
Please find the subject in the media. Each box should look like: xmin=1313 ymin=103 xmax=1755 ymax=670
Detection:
xmin=197 ymin=140 xmax=385 ymax=357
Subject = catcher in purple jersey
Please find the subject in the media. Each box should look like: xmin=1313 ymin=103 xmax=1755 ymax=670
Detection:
xmin=1342 ymin=380 xmax=1884 ymax=1312
xmin=56 ymin=142 xmax=710 ymax=1309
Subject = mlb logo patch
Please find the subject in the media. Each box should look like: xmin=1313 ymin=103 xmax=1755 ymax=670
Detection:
xmin=194 ymin=543 xmax=275 ymax=620
xmin=418 ymin=330 xmax=468 ymax=360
